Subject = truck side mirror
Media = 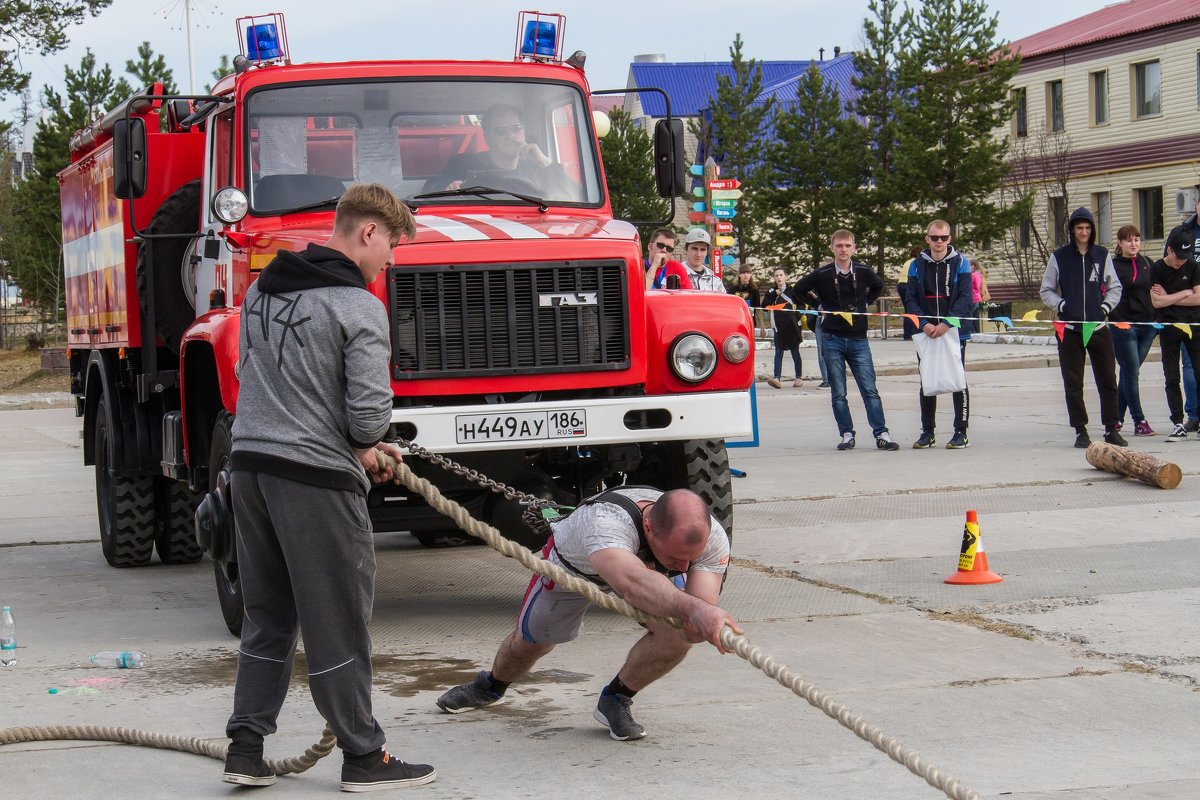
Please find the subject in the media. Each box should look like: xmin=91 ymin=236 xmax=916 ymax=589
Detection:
xmin=113 ymin=118 xmax=148 ymax=200
xmin=653 ymin=118 xmax=686 ymax=199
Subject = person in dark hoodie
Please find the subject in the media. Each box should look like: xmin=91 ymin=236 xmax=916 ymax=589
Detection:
xmin=1110 ymin=224 xmax=1158 ymax=436
xmin=904 ymin=219 xmax=974 ymax=449
xmin=223 ymin=184 xmax=437 ymax=791
xmin=1040 ymin=206 xmax=1125 ymax=448
xmin=787 ymin=229 xmax=900 ymax=452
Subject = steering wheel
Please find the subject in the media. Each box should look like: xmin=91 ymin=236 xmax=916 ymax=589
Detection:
xmin=466 ymin=169 xmax=542 ymax=197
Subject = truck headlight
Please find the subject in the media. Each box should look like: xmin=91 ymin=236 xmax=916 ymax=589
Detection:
xmin=212 ymin=187 xmax=248 ymax=224
xmin=670 ymin=333 xmax=717 ymax=382
xmin=723 ymin=334 xmax=750 ymax=363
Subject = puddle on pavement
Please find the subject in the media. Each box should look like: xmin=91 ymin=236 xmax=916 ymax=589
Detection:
xmin=143 ymin=649 xmax=591 ymax=699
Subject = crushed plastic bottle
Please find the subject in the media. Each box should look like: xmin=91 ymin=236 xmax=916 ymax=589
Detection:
xmin=1 ymin=607 xmax=15 ymax=667
xmin=88 ymin=650 xmax=145 ymax=669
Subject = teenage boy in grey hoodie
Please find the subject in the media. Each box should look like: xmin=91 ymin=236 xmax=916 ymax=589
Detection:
xmin=1040 ymin=207 xmax=1124 ymax=449
xmin=223 ymin=184 xmax=437 ymax=792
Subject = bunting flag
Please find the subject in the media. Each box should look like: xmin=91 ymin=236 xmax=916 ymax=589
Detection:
xmin=1021 ymin=309 xmax=1042 ymax=321
xmin=1174 ymin=323 xmax=1193 ymax=339
xmin=1080 ymin=322 xmax=1098 ymax=347
xmin=1152 ymin=323 xmax=1165 ymax=329
xmin=1113 ymin=322 xmax=1131 ymax=330
xmin=765 ymin=303 xmax=786 ymax=310
xmin=1052 ymin=320 xmax=1067 ymax=342
xmin=991 ymin=316 xmax=1013 ymax=329
xmin=835 ymin=312 xmax=854 ymax=325
xmin=902 ymin=314 xmax=920 ymax=327
xmin=945 ymin=317 xmax=961 ymax=329
xmin=800 ymin=309 xmax=817 ymax=315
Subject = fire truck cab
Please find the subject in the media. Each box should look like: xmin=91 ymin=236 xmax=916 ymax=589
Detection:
xmin=61 ymin=13 xmax=754 ymax=634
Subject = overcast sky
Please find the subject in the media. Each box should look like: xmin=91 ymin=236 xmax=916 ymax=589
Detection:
xmin=14 ymin=0 xmax=1111 ymax=121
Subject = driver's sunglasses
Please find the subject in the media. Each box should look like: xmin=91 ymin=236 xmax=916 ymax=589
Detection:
xmin=489 ymin=124 xmax=525 ymax=136
xmin=653 ymin=241 xmax=674 ymax=251
xmin=928 ymin=234 xmax=950 ymax=242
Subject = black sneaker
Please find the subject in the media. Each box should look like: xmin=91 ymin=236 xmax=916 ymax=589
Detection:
xmin=946 ymin=431 xmax=970 ymax=449
xmin=875 ymin=432 xmax=900 ymax=451
xmin=1103 ymin=428 xmax=1128 ymax=447
xmin=222 ymin=753 xmax=277 ymax=787
xmin=435 ymin=670 xmax=503 ymax=714
xmin=912 ymin=431 xmax=935 ymax=449
xmin=1185 ymin=418 xmax=1200 ymax=433
xmin=1165 ymin=423 xmax=1188 ymax=442
xmin=1074 ymin=430 xmax=1092 ymax=448
xmin=341 ymin=750 xmax=436 ymax=792
xmin=593 ymin=692 xmax=646 ymax=741
xmin=817 ymin=381 xmax=831 ymax=388
xmin=836 ymin=432 xmax=855 ymax=451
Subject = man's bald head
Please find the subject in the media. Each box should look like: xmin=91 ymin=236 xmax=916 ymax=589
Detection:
xmin=648 ymin=489 xmax=710 ymax=549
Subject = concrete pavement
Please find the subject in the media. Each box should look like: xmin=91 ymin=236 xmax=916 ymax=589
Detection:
xmin=3 ymin=350 xmax=1200 ymax=799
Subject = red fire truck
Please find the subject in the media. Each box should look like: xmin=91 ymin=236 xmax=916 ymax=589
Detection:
xmin=60 ymin=13 xmax=753 ymax=634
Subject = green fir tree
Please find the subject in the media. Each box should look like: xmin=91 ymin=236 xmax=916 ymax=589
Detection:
xmin=0 ymin=0 xmax=113 ymax=97
xmin=598 ymin=107 xmax=669 ymax=241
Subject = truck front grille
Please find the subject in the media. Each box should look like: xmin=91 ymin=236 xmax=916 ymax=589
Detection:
xmin=389 ymin=260 xmax=630 ymax=379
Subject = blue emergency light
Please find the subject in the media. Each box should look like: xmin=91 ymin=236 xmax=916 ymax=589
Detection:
xmin=521 ymin=20 xmax=557 ymax=57
xmin=246 ymin=23 xmax=281 ymax=61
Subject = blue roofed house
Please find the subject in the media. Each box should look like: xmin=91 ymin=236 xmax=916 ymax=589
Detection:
xmin=621 ymin=53 xmax=862 ymax=255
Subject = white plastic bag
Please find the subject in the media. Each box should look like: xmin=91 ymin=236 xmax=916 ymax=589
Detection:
xmin=913 ymin=328 xmax=966 ymax=396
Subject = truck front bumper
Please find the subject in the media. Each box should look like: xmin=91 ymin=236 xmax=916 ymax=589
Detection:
xmin=391 ymin=391 xmax=752 ymax=454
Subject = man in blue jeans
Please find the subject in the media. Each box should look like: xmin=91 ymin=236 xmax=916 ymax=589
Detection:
xmin=787 ymin=229 xmax=900 ymax=451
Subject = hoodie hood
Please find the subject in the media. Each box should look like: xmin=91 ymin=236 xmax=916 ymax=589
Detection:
xmin=1067 ymin=207 xmax=1097 ymax=247
xmin=256 ymin=244 xmax=367 ymax=294
xmin=919 ymin=245 xmax=960 ymax=264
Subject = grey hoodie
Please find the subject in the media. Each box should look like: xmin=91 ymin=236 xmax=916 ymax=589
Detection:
xmin=231 ymin=244 xmax=393 ymax=494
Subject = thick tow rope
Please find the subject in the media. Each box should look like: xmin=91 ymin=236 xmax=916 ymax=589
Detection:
xmin=0 ymin=454 xmax=982 ymax=800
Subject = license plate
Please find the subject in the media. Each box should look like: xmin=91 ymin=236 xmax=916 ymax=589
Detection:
xmin=454 ymin=409 xmax=587 ymax=444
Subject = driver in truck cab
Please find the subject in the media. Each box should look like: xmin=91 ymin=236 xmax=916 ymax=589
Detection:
xmin=426 ymin=104 xmax=571 ymax=196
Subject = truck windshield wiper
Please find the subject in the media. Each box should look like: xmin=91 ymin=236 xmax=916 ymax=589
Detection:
xmin=270 ymin=194 xmax=343 ymax=215
xmin=411 ymin=185 xmax=547 ymax=212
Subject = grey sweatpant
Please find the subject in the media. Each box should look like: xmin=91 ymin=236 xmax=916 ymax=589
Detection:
xmin=226 ymin=471 xmax=384 ymax=756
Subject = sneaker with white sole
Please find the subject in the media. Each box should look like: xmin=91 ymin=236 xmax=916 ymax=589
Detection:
xmin=766 ymin=377 xmax=783 ymax=389
xmin=1185 ymin=419 xmax=1200 ymax=433
xmin=435 ymin=670 xmax=504 ymax=714
xmin=792 ymin=379 xmax=804 ymax=388
xmin=593 ymin=692 xmax=646 ymax=741
xmin=946 ymin=431 xmax=970 ymax=449
xmin=222 ymin=753 xmax=276 ymax=787
xmin=913 ymin=431 xmax=935 ymax=449
xmin=341 ymin=749 xmax=436 ymax=792
xmin=836 ymin=432 xmax=855 ymax=451
xmin=875 ymin=432 xmax=900 ymax=451
xmin=1165 ymin=423 xmax=1188 ymax=442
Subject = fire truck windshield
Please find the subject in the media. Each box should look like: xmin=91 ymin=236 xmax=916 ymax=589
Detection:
xmin=244 ymin=79 xmax=603 ymax=213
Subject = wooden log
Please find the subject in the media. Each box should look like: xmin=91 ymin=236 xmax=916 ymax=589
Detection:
xmin=1085 ymin=442 xmax=1182 ymax=489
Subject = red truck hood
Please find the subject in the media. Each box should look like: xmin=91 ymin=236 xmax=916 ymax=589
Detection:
xmin=236 ymin=212 xmax=637 ymax=250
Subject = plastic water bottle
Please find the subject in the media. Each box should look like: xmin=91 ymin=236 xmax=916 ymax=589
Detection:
xmin=1 ymin=607 xmax=15 ymax=667
xmin=88 ymin=650 xmax=145 ymax=669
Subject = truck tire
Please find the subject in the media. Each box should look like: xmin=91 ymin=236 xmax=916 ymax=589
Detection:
xmin=209 ymin=411 xmax=244 ymax=636
xmin=154 ymin=477 xmax=205 ymax=564
xmin=137 ymin=179 xmax=200 ymax=354
xmin=95 ymin=398 xmax=156 ymax=567
xmin=632 ymin=439 xmax=734 ymax=543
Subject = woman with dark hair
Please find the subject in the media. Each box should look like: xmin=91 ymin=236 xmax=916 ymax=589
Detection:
xmin=1110 ymin=224 xmax=1157 ymax=436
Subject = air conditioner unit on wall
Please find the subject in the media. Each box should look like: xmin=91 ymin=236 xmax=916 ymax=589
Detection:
xmin=1176 ymin=188 xmax=1199 ymax=215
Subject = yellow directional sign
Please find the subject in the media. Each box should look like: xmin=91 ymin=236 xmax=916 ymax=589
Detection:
xmin=710 ymin=188 xmax=743 ymax=200
xmin=716 ymin=235 xmax=736 ymax=247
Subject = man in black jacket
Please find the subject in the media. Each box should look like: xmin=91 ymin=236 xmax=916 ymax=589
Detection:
xmin=1152 ymin=225 xmax=1200 ymax=442
xmin=787 ymin=230 xmax=900 ymax=451
xmin=1040 ymin=207 xmax=1125 ymax=449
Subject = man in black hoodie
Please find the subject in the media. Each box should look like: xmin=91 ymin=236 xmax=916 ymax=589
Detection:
xmin=787 ymin=229 xmax=900 ymax=451
xmin=1151 ymin=225 xmax=1200 ymax=442
xmin=1040 ymin=207 xmax=1125 ymax=449
xmin=224 ymin=184 xmax=438 ymax=791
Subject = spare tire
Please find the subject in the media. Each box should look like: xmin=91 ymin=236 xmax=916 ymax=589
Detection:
xmin=136 ymin=179 xmax=201 ymax=354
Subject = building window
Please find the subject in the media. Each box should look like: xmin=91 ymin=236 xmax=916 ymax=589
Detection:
xmin=1092 ymin=192 xmax=1111 ymax=245
xmin=1019 ymin=218 xmax=1031 ymax=249
xmin=1047 ymin=80 xmax=1064 ymax=132
xmin=1134 ymin=61 xmax=1161 ymax=117
xmin=1136 ymin=187 xmax=1164 ymax=239
xmin=1013 ymin=88 xmax=1027 ymax=137
xmin=1050 ymin=196 xmax=1067 ymax=247
xmin=1091 ymin=71 xmax=1108 ymax=125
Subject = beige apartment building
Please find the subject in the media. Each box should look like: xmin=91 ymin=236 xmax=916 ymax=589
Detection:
xmin=992 ymin=0 xmax=1200 ymax=294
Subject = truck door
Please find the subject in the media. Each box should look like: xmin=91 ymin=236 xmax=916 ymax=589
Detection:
xmin=195 ymin=109 xmax=236 ymax=316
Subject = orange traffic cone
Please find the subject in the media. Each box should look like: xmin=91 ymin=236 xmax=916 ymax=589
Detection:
xmin=944 ymin=510 xmax=1003 ymax=585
